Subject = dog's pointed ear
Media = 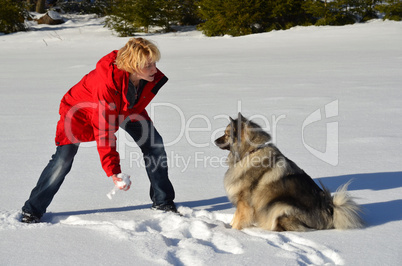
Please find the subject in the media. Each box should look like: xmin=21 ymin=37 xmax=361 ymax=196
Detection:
xmin=229 ymin=117 xmax=236 ymax=130
xmin=229 ymin=116 xmax=238 ymax=138
xmin=238 ymin=112 xmax=245 ymax=122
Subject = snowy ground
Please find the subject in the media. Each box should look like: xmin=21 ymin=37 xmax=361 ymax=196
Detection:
xmin=1 ymin=14 xmax=401 ymax=265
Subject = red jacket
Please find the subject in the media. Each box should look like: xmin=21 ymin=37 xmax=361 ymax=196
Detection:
xmin=55 ymin=50 xmax=168 ymax=176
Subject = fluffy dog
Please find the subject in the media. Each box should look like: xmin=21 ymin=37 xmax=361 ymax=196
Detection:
xmin=215 ymin=113 xmax=363 ymax=231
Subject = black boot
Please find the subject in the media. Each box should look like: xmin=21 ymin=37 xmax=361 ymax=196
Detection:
xmin=21 ymin=211 xmax=40 ymax=223
xmin=151 ymin=202 xmax=178 ymax=213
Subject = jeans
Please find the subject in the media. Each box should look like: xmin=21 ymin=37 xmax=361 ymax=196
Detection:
xmin=122 ymin=119 xmax=175 ymax=206
xmin=22 ymin=144 xmax=79 ymax=218
xmin=22 ymin=119 xmax=175 ymax=218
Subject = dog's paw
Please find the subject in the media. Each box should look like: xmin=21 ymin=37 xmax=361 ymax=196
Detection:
xmin=231 ymin=224 xmax=244 ymax=230
xmin=231 ymin=220 xmax=243 ymax=230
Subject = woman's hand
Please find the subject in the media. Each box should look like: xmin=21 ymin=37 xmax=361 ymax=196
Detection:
xmin=111 ymin=173 xmax=131 ymax=191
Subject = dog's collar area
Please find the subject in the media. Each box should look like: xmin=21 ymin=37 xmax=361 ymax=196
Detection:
xmin=249 ymin=141 xmax=272 ymax=155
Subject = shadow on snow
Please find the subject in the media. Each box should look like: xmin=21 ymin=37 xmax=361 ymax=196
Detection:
xmin=44 ymin=172 xmax=402 ymax=228
xmin=317 ymin=171 xmax=402 ymax=228
xmin=42 ymin=196 xmax=232 ymax=223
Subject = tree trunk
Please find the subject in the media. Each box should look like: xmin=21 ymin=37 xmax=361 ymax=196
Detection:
xmin=36 ymin=0 xmax=46 ymax=13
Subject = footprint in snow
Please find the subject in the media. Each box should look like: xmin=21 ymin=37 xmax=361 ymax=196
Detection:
xmin=56 ymin=206 xmax=244 ymax=266
xmin=2 ymin=208 xmax=344 ymax=266
xmin=243 ymin=228 xmax=345 ymax=265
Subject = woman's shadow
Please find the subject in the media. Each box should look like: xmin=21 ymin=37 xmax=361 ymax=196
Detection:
xmin=317 ymin=171 xmax=402 ymax=227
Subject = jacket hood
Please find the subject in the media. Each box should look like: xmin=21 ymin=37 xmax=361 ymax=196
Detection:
xmin=96 ymin=50 xmax=129 ymax=94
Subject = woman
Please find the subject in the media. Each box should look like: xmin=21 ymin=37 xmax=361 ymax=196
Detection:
xmin=21 ymin=38 xmax=176 ymax=223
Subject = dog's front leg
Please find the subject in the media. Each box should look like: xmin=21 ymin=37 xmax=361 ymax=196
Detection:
xmin=230 ymin=210 xmax=237 ymax=227
xmin=231 ymin=200 xmax=254 ymax=230
xmin=230 ymin=207 xmax=242 ymax=227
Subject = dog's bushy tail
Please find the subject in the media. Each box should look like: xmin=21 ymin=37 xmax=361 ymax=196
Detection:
xmin=332 ymin=182 xmax=364 ymax=229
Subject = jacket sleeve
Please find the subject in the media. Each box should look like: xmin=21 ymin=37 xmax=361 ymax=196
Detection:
xmin=92 ymin=86 xmax=122 ymax=177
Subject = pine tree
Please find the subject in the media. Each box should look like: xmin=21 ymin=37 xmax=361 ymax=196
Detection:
xmin=198 ymin=0 xmax=315 ymax=36
xmin=377 ymin=0 xmax=402 ymax=21
xmin=304 ymin=0 xmax=357 ymax=26
xmin=154 ymin=0 xmax=181 ymax=31
xmin=26 ymin=0 xmax=36 ymax=12
xmin=105 ymin=0 xmax=157 ymax=36
xmin=352 ymin=0 xmax=380 ymax=22
xmin=198 ymin=0 xmax=265 ymax=36
xmin=178 ymin=0 xmax=200 ymax=25
xmin=0 ymin=0 xmax=29 ymax=34
xmin=105 ymin=0 xmax=185 ymax=36
xmin=262 ymin=0 xmax=313 ymax=31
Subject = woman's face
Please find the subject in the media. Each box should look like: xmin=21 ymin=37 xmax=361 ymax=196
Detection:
xmin=136 ymin=61 xmax=157 ymax=82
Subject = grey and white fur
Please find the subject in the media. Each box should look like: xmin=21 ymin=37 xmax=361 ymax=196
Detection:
xmin=215 ymin=113 xmax=363 ymax=231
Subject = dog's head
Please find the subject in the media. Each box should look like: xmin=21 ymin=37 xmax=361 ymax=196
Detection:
xmin=214 ymin=113 xmax=271 ymax=154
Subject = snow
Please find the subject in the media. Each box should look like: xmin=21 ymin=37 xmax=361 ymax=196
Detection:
xmin=47 ymin=11 xmax=63 ymax=21
xmin=1 ymin=15 xmax=402 ymax=265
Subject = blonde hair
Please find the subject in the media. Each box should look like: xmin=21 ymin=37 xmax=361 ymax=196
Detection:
xmin=115 ymin=38 xmax=161 ymax=73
